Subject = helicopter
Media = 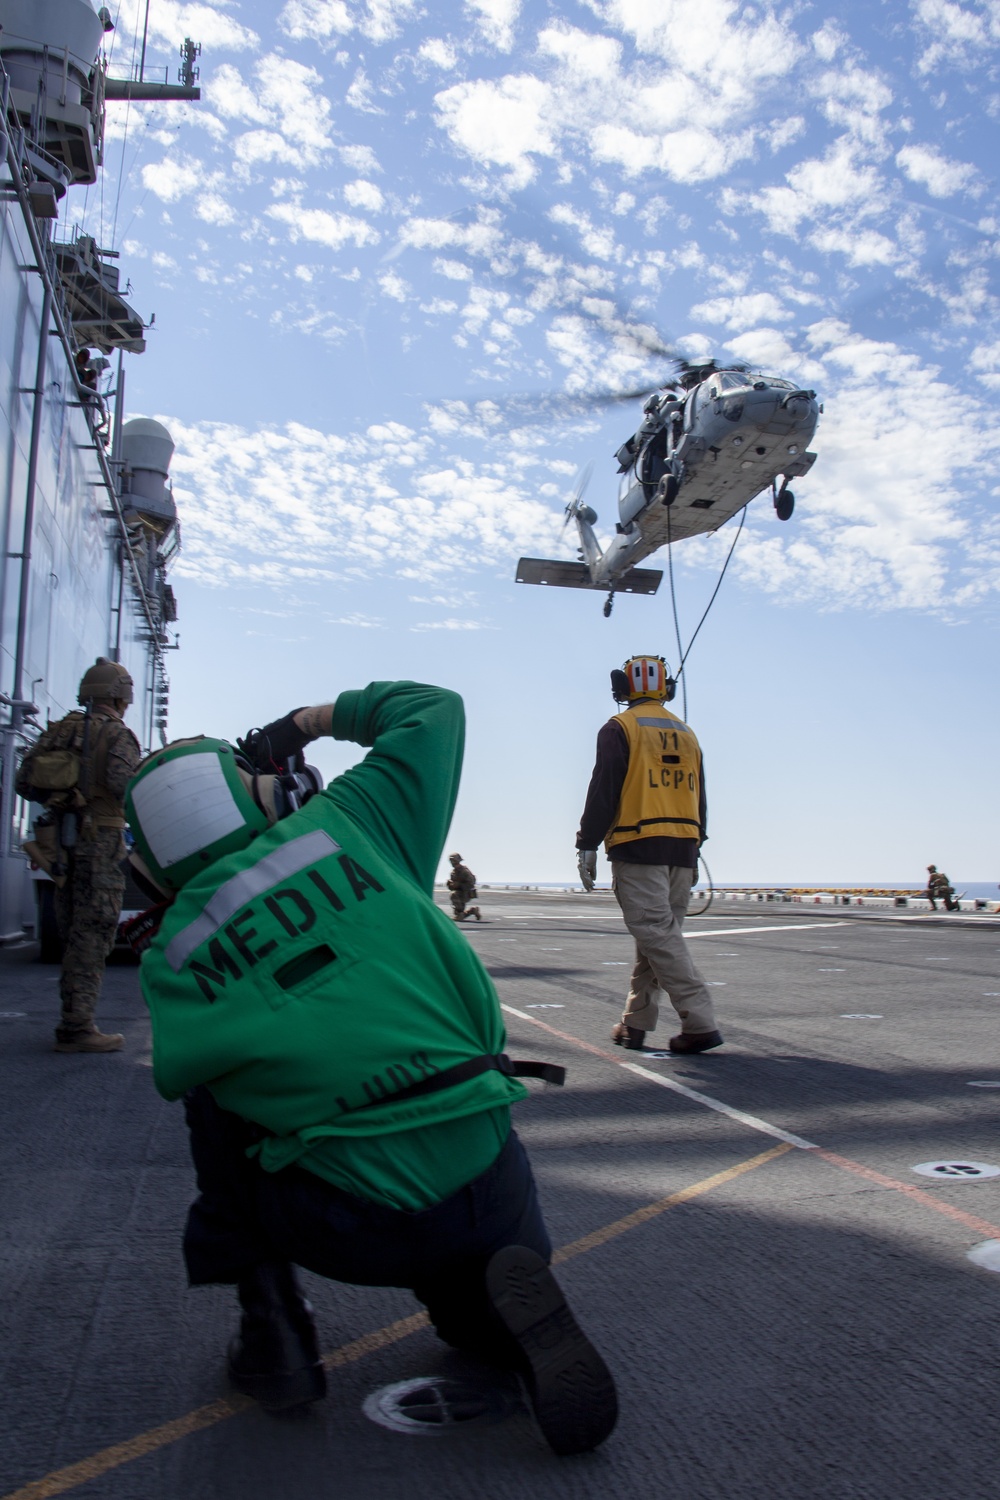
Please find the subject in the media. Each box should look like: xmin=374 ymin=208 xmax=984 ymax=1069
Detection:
xmin=516 ymin=357 xmax=821 ymax=616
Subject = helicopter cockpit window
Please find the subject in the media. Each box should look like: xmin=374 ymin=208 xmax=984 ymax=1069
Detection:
xmin=767 ymin=378 xmax=797 ymax=390
xmin=719 ymin=371 xmax=749 ymax=390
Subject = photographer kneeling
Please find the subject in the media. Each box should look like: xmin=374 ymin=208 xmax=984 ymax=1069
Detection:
xmin=125 ymin=681 xmax=616 ymax=1457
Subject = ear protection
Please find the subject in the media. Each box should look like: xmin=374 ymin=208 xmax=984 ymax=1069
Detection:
xmin=611 ymin=656 xmax=676 ymax=703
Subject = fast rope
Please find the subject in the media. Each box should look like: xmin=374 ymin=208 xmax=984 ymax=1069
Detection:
xmin=666 ymin=503 xmax=748 ymax=720
xmin=688 ymin=852 xmax=715 ymax=917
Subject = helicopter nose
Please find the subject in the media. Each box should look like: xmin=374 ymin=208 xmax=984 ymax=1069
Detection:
xmin=782 ymin=388 xmax=816 ymax=410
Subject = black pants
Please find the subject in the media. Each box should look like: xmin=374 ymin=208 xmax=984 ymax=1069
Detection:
xmin=183 ymin=1086 xmax=552 ymax=1355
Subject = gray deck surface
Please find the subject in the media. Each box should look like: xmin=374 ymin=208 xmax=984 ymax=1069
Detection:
xmin=3 ymin=890 xmax=1000 ymax=1499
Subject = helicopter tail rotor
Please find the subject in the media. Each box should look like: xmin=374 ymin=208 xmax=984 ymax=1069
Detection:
xmin=562 ymin=461 xmax=594 ymax=530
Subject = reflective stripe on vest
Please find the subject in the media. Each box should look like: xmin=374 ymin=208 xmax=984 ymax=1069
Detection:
xmin=165 ymin=829 xmax=341 ymax=971
xmin=606 ymin=703 xmax=701 ymax=850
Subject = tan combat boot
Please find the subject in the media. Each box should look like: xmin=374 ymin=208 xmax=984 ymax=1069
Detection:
xmin=54 ymin=1029 xmax=125 ymax=1053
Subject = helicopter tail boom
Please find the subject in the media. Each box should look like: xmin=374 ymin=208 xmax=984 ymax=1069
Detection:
xmin=515 ymin=558 xmax=663 ymax=594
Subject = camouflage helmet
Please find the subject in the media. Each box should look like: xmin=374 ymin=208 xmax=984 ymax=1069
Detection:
xmin=449 ymin=852 xmax=462 ymax=864
xmin=78 ymin=656 xmax=134 ymax=705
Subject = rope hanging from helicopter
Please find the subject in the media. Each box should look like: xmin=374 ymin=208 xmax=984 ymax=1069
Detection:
xmin=664 ymin=496 xmax=748 ymax=723
xmin=663 ymin=498 xmax=746 ymax=920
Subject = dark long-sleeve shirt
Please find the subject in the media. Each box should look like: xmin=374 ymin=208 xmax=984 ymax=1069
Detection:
xmin=576 ymin=718 xmax=706 ymax=868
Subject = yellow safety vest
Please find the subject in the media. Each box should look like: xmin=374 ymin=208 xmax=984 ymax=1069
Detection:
xmin=605 ymin=702 xmax=702 ymax=852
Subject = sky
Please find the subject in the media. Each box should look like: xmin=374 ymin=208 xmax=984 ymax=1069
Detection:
xmin=65 ymin=0 xmax=1000 ymax=883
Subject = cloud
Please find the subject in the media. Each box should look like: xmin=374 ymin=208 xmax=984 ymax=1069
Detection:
xmin=429 ymin=5 xmax=811 ymax=188
xmin=339 ymin=145 xmax=383 ymax=174
xmin=279 ymin=0 xmax=419 ymax=44
xmin=268 ymin=202 xmax=381 ymax=249
xmin=690 ymin=293 xmax=791 ymax=331
xmin=208 ymin=56 xmax=336 ymax=170
xmin=466 ymin=0 xmax=522 ymax=51
xmin=344 ymin=179 xmax=386 ymax=211
xmin=688 ymin=323 xmax=1000 ymax=612
xmin=164 ymin=417 xmax=562 ymax=587
xmin=140 ymin=155 xmax=203 ymax=202
xmin=418 ymin=39 xmax=458 ymax=68
xmin=896 ymin=143 xmax=981 ymax=198
xmin=410 ymin=618 xmax=493 ymax=630
xmin=435 ymin=75 xmax=556 ymax=184
xmin=378 ymin=270 xmax=410 ymax=299
xmin=117 ymin=0 xmax=259 ymax=51
xmin=912 ymin=0 xmax=1000 ymax=74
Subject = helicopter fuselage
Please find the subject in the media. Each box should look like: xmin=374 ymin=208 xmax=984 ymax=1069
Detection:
xmin=516 ymin=368 xmax=820 ymax=603
xmin=588 ymin=371 xmax=820 ymax=588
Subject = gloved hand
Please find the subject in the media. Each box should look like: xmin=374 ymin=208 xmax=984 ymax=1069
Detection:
xmin=237 ymin=709 xmax=308 ymax=772
xmin=577 ymin=849 xmax=597 ymax=891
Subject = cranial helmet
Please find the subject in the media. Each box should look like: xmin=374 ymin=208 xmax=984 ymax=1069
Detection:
xmin=126 ymin=738 xmax=270 ymax=893
xmin=126 ymin=737 xmax=323 ymax=894
xmin=78 ymin=656 xmax=134 ymax=705
xmin=611 ymin=655 xmax=676 ymax=704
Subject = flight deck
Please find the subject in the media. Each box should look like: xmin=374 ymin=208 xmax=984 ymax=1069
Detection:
xmin=2 ymin=890 xmax=1000 ymax=1499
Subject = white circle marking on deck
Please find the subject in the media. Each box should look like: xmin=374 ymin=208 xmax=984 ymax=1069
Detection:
xmin=362 ymin=1377 xmax=517 ymax=1435
xmin=967 ymin=1241 xmax=1000 ymax=1272
xmin=912 ymin=1160 xmax=1000 ymax=1180
xmin=643 ymin=1050 xmax=673 ymax=1059
xmin=525 ymin=1004 xmax=565 ymax=1009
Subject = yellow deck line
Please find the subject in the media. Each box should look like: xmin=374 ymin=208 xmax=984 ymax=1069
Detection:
xmin=1 ymin=1146 xmax=790 ymax=1500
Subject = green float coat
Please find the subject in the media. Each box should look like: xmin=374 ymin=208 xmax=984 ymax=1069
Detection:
xmin=140 ymin=683 xmax=524 ymax=1210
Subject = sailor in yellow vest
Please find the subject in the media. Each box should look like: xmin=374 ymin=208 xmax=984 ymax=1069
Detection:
xmin=576 ymin=656 xmax=722 ymax=1055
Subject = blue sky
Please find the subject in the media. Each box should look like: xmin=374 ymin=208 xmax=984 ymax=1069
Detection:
xmin=71 ymin=0 xmax=999 ymax=882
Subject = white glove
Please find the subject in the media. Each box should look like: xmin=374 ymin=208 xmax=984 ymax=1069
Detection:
xmin=577 ymin=849 xmax=597 ymax=891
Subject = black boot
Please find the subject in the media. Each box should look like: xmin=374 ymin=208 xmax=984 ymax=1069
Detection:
xmin=486 ymin=1246 xmax=618 ymax=1456
xmin=228 ymin=1263 xmax=327 ymax=1411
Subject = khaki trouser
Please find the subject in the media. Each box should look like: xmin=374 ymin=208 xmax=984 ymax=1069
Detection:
xmin=611 ymin=863 xmax=717 ymax=1035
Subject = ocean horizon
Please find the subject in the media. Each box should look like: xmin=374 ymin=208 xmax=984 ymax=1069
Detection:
xmin=481 ymin=880 xmax=1000 ymax=899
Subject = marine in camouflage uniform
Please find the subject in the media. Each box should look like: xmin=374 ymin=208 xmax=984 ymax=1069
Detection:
xmin=447 ymin=852 xmax=480 ymax=921
xmin=20 ymin=660 xmax=141 ymax=1052
xmin=925 ymin=865 xmax=959 ymax=913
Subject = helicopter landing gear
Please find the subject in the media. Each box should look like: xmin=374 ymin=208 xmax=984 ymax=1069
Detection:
xmin=603 ymin=592 xmax=614 ymax=618
xmin=774 ymin=481 xmax=795 ymax=521
xmin=658 ymin=473 xmax=680 ymax=506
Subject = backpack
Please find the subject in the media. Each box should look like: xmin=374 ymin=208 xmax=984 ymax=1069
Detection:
xmin=15 ymin=713 xmax=89 ymax=808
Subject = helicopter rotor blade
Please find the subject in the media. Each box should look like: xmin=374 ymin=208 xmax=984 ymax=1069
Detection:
xmin=561 ymin=461 xmax=594 ymax=531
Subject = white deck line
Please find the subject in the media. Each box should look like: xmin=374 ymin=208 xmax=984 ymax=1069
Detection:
xmin=502 ymin=1003 xmax=819 ymax=1152
xmin=684 ymin=921 xmax=851 ymax=939
xmin=492 ymin=916 xmax=853 ymax=936
xmin=617 ymin=1061 xmax=819 ymax=1150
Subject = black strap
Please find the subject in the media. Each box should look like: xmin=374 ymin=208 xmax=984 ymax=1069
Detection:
xmin=354 ymin=1053 xmax=565 ymax=1112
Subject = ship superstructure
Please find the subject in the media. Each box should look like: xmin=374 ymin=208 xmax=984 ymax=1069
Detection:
xmin=0 ymin=0 xmax=199 ymax=938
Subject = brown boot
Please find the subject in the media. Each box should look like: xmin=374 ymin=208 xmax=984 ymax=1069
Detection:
xmin=668 ymin=1030 xmax=723 ymax=1054
xmin=611 ymin=1022 xmax=645 ymax=1050
xmin=54 ymin=1029 xmax=124 ymax=1054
